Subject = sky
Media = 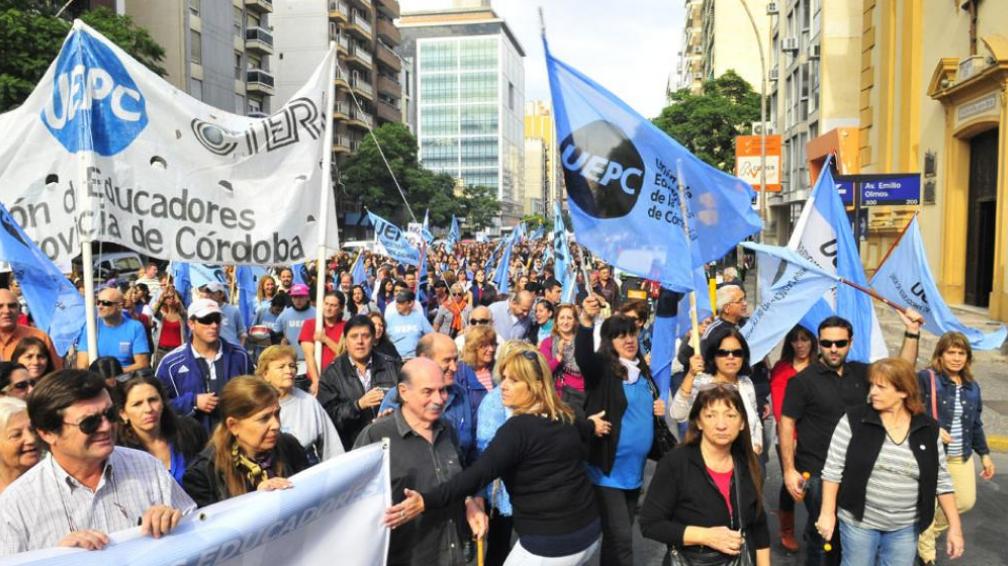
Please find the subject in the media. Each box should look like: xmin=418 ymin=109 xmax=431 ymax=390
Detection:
xmin=491 ymin=0 xmax=684 ymax=119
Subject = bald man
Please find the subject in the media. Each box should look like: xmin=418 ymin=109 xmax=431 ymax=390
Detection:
xmin=378 ymin=333 xmax=477 ymax=463
xmin=453 ymin=305 xmax=502 ymax=352
xmin=487 ymin=290 xmax=535 ymax=342
xmin=76 ymin=287 xmax=150 ymax=371
xmin=0 ymin=288 xmax=61 ymax=368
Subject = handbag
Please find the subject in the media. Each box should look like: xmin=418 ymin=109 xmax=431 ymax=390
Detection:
xmin=644 ymin=373 xmax=677 ymax=461
xmin=928 ymin=369 xmax=939 ymax=419
xmin=664 ymin=459 xmax=753 ymax=566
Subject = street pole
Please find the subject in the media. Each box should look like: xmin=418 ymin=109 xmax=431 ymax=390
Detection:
xmin=739 ymin=0 xmax=768 ymax=244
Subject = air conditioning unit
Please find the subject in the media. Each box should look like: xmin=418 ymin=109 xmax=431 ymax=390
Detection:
xmin=767 ymin=2 xmax=779 ymax=15
xmin=752 ymin=121 xmax=776 ymax=135
xmin=782 ymin=37 xmax=799 ymax=52
xmin=769 ymin=67 xmax=779 ymax=81
xmin=809 ymin=44 xmax=821 ymax=59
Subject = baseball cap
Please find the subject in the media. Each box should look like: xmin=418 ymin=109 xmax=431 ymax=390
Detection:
xmin=189 ymin=298 xmax=222 ymax=319
xmin=290 ymin=283 xmax=310 ymax=297
xmin=201 ymin=281 xmax=226 ymax=294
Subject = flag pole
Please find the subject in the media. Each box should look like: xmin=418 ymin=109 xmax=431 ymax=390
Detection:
xmin=79 ymin=149 xmax=98 ymax=365
xmin=675 ymin=160 xmax=701 ymax=352
xmin=312 ymin=43 xmax=338 ymax=387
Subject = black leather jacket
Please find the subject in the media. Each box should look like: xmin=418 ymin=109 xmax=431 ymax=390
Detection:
xmin=317 ymin=351 xmax=402 ymax=451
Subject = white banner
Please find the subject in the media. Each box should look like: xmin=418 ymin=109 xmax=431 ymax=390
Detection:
xmin=6 ymin=443 xmax=390 ymax=565
xmin=0 ymin=21 xmax=339 ymax=269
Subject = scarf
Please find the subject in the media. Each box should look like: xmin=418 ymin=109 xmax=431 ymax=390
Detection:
xmin=619 ymin=357 xmax=641 ymax=384
xmin=446 ymin=298 xmax=466 ymax=334
xmin=232 ymin=442 xmax=272 ymax=489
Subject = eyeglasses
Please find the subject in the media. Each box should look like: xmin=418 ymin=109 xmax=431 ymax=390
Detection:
xmin=64 ymin=406 xmax=118 ymax=435
xmin=4 ymin=379 xmax=37 ymax=392
xmin=194 ymin=313 xmax=222 ymax=325
xmin=715 ymin=348 xmax=745 ymax=358
xmin=469 ymin=318 xmax=490 ymax=325
xmin=820 ymin=339 xmax=849 ymax=349
xmin=451 ymin=292 xmax=464 ymax=297
xmin=0 ymin=302 xmax=20 ymax=310
xmin=96 ymin=300 xmax=120 ymax=307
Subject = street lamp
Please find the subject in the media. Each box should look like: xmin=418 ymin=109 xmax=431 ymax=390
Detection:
xmin=739 ymin=0 xmax=768 ymax=243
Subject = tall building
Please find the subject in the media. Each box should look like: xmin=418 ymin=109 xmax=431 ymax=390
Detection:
xmin=524 ymin=100 xmax=561 ymax=213
xmin=523 ymin=138 xmax=545 ymax=217
xmin=675 ymin=0 xmax=705 ymax=93
xmin=123 ymin=0 xmax=274 ymax=115
xmin=765 ymin=0 xmax=860 ymax=244
xmin=397 ymin=1 xmax=525 ymax=229
xmin=674 ymin=0 xmax=771 ymax=94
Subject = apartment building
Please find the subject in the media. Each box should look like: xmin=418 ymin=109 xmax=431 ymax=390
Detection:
xmin=524 ymin=100 xmax=562 ymax=215
xmin=674 ymin=0 xmax=771 ymax=95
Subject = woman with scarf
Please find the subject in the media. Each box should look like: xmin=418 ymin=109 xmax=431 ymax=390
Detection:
xmin=433 ymin=283 xmax=472 ymax=338
xmin=540 ymin=304 xmax=585 ymax=411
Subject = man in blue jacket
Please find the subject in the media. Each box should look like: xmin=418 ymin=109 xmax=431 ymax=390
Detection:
xmin=155 ymin=298 xmax=254 ymax=432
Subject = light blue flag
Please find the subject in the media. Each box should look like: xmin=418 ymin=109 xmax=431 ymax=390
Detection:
xmin=291 ymin=263 xmax=306 ymax=285
xmin=649 ymin=269 xmax=714 ymax=403
xmin=493 ymin=233 xmax=516 ymax=295
xmin=544 ymin=39 xmax=761 ymax=292
xmin=790 ymin=163 xmax=888 ymax=362
xmin=169 ymin=262 xmax=192 ymax=307
xmin=552 ymin=203 xmax=570 ymax=280
xmin=740 ymin=241 xmax=842 ymax=362
xmin=530 ymin=226 xmax=544 ymax=241
xmin=871 ymin=217 xmax=1007 ymax=350
xmin=421 ymin=209 xmax=434 ymax=244
xmin=447 ymin=215 xmax=461 ymax=252
xmin=236 ymin=266 xmax=259 ymax=326
xmin=350 ymin=251 xmax=367 ymax=286
xmin=561 ymin=268 xmax=578 ymax=304
xmin=368 ymin=210 xmax=421 ymax=267
xmin=187 ymin=264 xmax=228 ymax=293
xmin=0 ymin=203 xmax=85 ymax=356
xmin=675 ymin=268 xmax=715 ymax=341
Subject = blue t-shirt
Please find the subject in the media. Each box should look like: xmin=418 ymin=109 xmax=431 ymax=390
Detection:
xmin=586 ymin=377 xmax=653 ymax=489
xmin=90 ymin=317 xmax=149 ymax=366
xmin=385 ymin=308 xmax=433 ymax=359
xmin=218 ymin=303 xmax=245 ymax=347
xmin=272 ymin=306 xmax=316 ymax=361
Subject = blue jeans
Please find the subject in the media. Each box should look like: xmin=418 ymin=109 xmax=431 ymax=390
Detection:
xmin=838 ymin=520 xmax=917 ymax=566
xmin=803 ymin=474 xmax=841 ymax=566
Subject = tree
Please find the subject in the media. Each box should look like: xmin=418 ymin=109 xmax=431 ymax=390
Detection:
xmin=0 ymin=2 xmax=166 ymax=112
xmin=651 ymin=70 xmax=759 ymax=173
xmin=339 ymin=122 xmax=499 ymax=231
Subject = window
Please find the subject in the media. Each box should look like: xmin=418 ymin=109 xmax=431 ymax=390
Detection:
xmin=508 ymin=81 xmax=514 ymax=110
xmin=234 ymin=51 xmax=242 ymax=79
xmin=233 ymin=7 xmax=243 ymax=35
xmin=190 ymin=30 xmax=202 ymax=64
xmin=248 ymin=98 xmax=262 ymax=114
xmin=189 ymin=78 xmax=203 ymax=100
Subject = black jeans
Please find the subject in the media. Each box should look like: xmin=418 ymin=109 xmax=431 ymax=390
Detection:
xmin=485 ymin=513 xmax=513 ymax=566
xmin=803 ymin=474 xmax=841 ymax=566
xmin=595 ymin=485 xmax=639 ymax=566
xmin=775 ymin=444 xmax=795 ymax=513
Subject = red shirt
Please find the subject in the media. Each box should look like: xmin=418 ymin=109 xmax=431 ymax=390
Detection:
xmin=770 ymin=360 xmax=799 ymax=423
xmin=707 ymin=466 xmax=734 ymax=517
xmin=158 ymin=318 xmax=183 ymax=349
xmin=298 ymin=318 xmax=345 ymax=371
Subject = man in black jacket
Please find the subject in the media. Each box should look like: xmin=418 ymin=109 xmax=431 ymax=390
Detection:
xmin=317 ymin=315 xmax=401 ymax=451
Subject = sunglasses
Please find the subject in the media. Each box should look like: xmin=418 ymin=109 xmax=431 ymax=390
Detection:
xmin=451 ymin=292 xmax=464 ymax=297
xmin=0 ymin=302 xmax=20 ymax=310
xmin=715 ymin=348 xmax=745 ymax=358
xmin=820 ymin=339 xmax=850 ymax=349
xmin=5 ymin=378 xmax=37 ymax=392
xmin=96 ymin=300 xmax=120 ymax=307
xmin=194 ymin=313 xmax=222 ymax=325
xmin=64 ymin=406 xmax=118 ymax=435
xmin=469 ymin=318 xmax=491 ymax=325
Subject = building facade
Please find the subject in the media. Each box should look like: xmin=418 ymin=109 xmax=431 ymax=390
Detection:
xmin=523 ymin=137 xmax=545 ymax=217
xmin=397 ymin=3 xmax=525 ymax=229
xmin=675 ymin=0 xmax=771 ymax=95
xmin=524 ymin=100 xmax=562 ymax=215
xmin=124 ymin=0 xmax=274 ymax=115
xmin=676 ymin=0 xmax=705 ymax=93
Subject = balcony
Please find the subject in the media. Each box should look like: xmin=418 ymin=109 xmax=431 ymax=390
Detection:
xmin=350 ymin=77 xmax=373 ymax=99
xmin=376 ymin=17 xmax=399 ymax=45
xmin=334 ymin=74 xmax=349 ymax=90
xmin=333 ymin=100 xmax=349 ymax=119
xmin=377 ymin=74 xmax=400 ymax=98
xmin=347 ymin=0 xmax=371 ymax=10
xmin=376 ymin=99 xmax=400 ymax=123
xmin=375 ymin=0 xmax=399 ymax=18
xmin=246 ymin=68 xmax=275 ymax=95
xmin=330 ymin=30 xmax=351 ymax=53
xmin=333 ymin=134 xmax=351 ymax=154
xmin=244 ymin=0 xmax=272 ymax=13
xmin=245 ymin=26 xmax=274 ymax=54
xmin=346 ymin=13 xmax=372 ymax=39
xmin=328 ymin=1 xmax=349 ymax=22
xmin=348 ymin=107 xmax=374 ymax=129
xmin=375 ymin=42 xmax=400 ymax=72
xmin=345 ymin=43 xmax=373 ymax=70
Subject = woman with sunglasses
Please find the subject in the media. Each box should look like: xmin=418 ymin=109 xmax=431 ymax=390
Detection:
xmin=576 ymin=295 xmax=669 ymax=566
xmin=11 ymin=337 xmax=54 ymax=383
xmin=671 ymin=326 xmax=763 ymax=454
xmin=255 ymin=345 xmax=343 ymax=465
xmin=182 ymin=376 xmax=310 ymax=508
xmin=0 ymin=362 xmax=33 ymax=400
xmin=540 ymin=304 xmax=585 ymax=410
xmin=367 ymin=311 xmax=401 ymax=362
xmin=769 ymin=324 xmax=818 ymax=552
xmin=640 ymin=385 xmax=770 ymax=565
xmin=116 ymin=372 xmax=206 ymax=485
xmin=0 ymin=397 xmax=39 ymax=493
xmin=387 ymin=348 xmax=611 ymax=565
xmin=433 ymin=283 xmax=472 ymax=338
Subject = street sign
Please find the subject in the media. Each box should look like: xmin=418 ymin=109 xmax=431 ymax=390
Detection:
xmin=834 ymin=173 xmax=921 ymax=206
xmin=835 ymin=178 xmax=855 ymax=205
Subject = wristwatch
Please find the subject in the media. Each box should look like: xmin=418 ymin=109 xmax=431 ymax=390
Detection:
xmin=904 ymin=331 xmax=920 ymax=339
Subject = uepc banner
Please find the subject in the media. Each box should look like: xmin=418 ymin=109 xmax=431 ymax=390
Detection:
xmin=0 ymin=21 xmax=339 ymax=268
xmin=6 ymin=443 xmax=390 ymax=565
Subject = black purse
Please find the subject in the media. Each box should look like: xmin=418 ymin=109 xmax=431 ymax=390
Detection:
xmin=644 ymin=374 xmax=677 ymax=461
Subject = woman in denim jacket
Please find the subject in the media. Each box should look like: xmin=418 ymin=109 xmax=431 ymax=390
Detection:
xmin=915 ymin=331 xmax=995 ymax=566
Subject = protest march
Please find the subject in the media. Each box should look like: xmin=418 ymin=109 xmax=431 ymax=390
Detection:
xmin=1 ymin=16 xmax=1006 ymax=566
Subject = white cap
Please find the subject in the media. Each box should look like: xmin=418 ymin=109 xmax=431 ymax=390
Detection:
xmin=189 ymin=298 xmax=222 ymax=319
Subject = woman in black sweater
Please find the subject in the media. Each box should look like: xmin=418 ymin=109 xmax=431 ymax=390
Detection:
xmin=386 ymin=348 xmax=611 ymax=565
xmin=639 ymin=385 xmax=770 ymax=566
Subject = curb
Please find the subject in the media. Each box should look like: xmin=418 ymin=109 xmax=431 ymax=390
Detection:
xmin=988 ymin=435 xmax=1008 ymax=453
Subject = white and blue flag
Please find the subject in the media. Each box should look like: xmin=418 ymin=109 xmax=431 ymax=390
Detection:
xmin=447 ymin=215 xmax=461 ymax=252
xmin=544 ymin=39 xmax=761 ymax=292
xmin=871 ymin=217 xmax=1006 ymax=350
xmin=368 ymin=210 xmax=420 ymax=267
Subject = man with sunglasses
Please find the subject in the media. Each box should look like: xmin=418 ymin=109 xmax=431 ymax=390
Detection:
xmin=75 ymin=287 xmax=150 ymax=373
xmin=453 ymin=306 xmax=502 ymax=352
xmin=155 ymin=298 xmax=253 ymax=433
xmin=0 ymin=370 xmax=194 ymax=554
xmin=780 ymin=310 xmax=922 ymax=565
xmin=0 ymin=289 xmax=61 ymax=370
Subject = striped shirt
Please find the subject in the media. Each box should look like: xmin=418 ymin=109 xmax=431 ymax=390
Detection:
xmin=949 ymin=385 xmax=964 ymax=457
xmin=0 ymin=447 xmax=196 ymax=555
xmin=823 ymin=415 xmax=953 ymax=531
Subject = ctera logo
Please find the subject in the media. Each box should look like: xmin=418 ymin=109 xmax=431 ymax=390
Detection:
xmin=41 ymin=29 xmax=148 ymax=156
xmin=559 ymin=120 xmax=645 ymax=219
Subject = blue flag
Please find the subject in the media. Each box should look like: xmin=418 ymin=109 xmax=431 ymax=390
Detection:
xmin=447 ymin=215 xmax=461 ymax=252
xmin=169 ymin=262 xmax=192 ymax=307
xmin=871 ymin=217 xmax=1006 ymax=350
xmin=789 ymin=163 xmax=887 ymax=362
xmin=236 ymin=266 xmax=260 ymax=326
xmin=350 ymin=251 xmax=367 ymax=286
xmin=493 ymin=233 xmax=516 ymax=295
xmin=421 ymin=210 xmax=434 ymax=244
xmin=544 ymin=39 xmax=761 ymax=292
xmin=649 ymin=269 xmax=714 ymax=403
xmin=368 ymin=211 xmax=421 ymax=267
xmin=675 ymin=268 xmax=715 ymax=341
xmin=740 ymin=241 xmax=841 ymax=362
xmin=186 ymin=264 xmax=228 ymax=294
xmin=291 ymin=263 xmax=306 ymax=285
xmin=0 ymin=204 xmax=85 ymax=356
xmin=552 ymin=203 xmax=571 ymax=281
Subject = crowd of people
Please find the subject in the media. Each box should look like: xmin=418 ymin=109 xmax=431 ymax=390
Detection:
xmin=0 ymin=236 xmax=996 ymax=566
